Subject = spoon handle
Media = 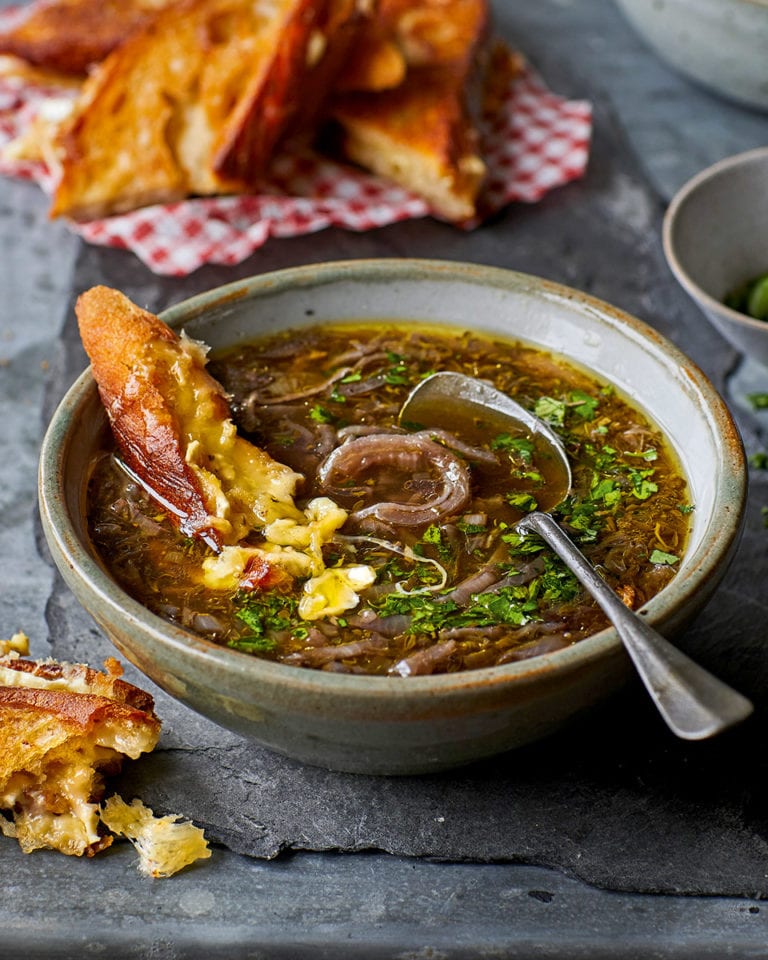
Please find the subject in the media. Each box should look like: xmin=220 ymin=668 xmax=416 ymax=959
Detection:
xmin=517 ymin=511 xmax=753 ymax=740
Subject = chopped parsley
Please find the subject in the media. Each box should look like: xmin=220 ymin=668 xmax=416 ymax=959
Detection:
xmin=569 ymin=389 xmax=599 ymax=421
xmin=232 ymin=593 xmax=304 ymax=649
xmin=534 ymin=396 xmax=566 ymax=427
xmin=457 ymin=520 xmax=488 ymax=535
xmin=506 ymin=491 xmax=538 ymax=512
xmin=309 ymin=404 xmax=336 ymax=424
xmin=422 ymin=524 xmax=453 ymax=562
xmin=228 ymin=635 xmax=279 ymax=654
xmin=384 ymin=351 xmax=411 ymax=386
xmin=628 ymin=467 xmax=658 ymax=500
xmin=535 ymin=390 xmax=600 ymax=427
xmin=649 ymin=549 xmax=679 ymax=566
xmin=372 ymin=584 xmax=539 ymax=635
xmin=491 ymin=434 xmax=535 ymax=461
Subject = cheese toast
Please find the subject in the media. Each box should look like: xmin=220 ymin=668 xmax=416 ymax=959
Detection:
xmin=0 ymin=0 xmax=172 ymax=75
xmin=49 ymin=0 xmax=367 ymax=219
xmin=330 ymin=0 xmax=491 ymax=221
xmin=0 ymin=655 xmax=160 ymax=857
xmin=3 ymin=0 xmax=507 ymax=225
xmin=76 ymin=285 xmax=302 ymax=556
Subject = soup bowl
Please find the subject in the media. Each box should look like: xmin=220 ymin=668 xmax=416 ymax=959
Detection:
xmin=38 ymin=260 xmax=746 ymax=774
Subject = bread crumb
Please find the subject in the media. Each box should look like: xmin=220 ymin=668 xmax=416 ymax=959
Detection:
xmin=0 ymin=632 xmax=30 ymax=656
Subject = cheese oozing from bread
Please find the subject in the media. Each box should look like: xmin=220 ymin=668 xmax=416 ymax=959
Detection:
xmin=0 ymin=651 xmax=210 ymax=876
xmin=0 ymin=655 xmax=161 ymax=858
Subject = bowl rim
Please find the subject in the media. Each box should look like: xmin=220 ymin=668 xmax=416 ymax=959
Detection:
xmin=662 ymin=145 xmax=768 ymax=333
xmin=39 ymin=258 xmax=747 ymax=700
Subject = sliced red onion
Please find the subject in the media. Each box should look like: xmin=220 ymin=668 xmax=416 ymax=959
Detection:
xmin=246 ymin=366 xmax=354 ymax=405
xmin=390 ymin=640 xmax=458 ymax=677
xmin=413 ymin=429 xmax=500 ymax=467
xmin=318 ymin=433 xmax=472 ymax=526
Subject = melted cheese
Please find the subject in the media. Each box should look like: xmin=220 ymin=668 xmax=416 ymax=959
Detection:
xmin=152 ymin=334 xmax=303 ymax=544
xmin=143 ymin=334 xmax=377 ymax=621
xmin=101 ymin=795 xmax=211 ymax=877
xmin=3 ymin=740 xmax=116 ymax=855
xmin=201 ymin=497 xmax=376 ymax=618
xmin=0 ymin=633 xmax=29 ymax=656
xmin=299 ymin=565 xmax=377 ymax=620
xmin=0 ymin=662 xmax=94 ymax=695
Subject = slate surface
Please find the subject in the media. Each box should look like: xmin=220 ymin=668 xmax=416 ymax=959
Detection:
xmin=4 ymin=0 xmax=768 ymax=952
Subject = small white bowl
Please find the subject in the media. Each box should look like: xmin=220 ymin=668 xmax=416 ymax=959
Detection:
xmin=663 ymin=146 xmax=768 ymax=368
xmin=614 ymin=0 xmax=768 ymax=112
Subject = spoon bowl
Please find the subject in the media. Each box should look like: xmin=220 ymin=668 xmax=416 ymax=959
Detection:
xmin=400 ymin=371 xmax=754 ymax=740
xmin=399 ymin=371 xmax=572 ymax=511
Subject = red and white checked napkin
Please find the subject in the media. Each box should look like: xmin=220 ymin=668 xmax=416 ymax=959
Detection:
xmin=0 ymin=54 xmax=592 ymax=276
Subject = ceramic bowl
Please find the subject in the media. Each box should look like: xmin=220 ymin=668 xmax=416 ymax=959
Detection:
xmin=663 ymin=147 xmax=768 ymax=367
xmin=38 ymin=260 xmax=746 ymax=775
xmin=614 ymin=0 xmax=768 ymax=112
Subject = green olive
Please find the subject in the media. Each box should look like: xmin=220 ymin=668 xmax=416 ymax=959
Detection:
xmin=746 ymin=274 xmax=768 ymax=321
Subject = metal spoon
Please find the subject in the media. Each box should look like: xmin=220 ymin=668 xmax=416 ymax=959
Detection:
xmin=399 ymin=371 xmax=753 ymax=740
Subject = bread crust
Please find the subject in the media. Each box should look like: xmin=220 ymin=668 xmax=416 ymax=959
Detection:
xmin=330 ymin=0 xmax=491 ymax=221
xmin=0 ymin=656 xmax=158 ymax=716
xmin=0 ymin=686 xmax=159 ymax=734
xmin=0 ymin=655 xmax=161 ymax=858
xmin=76 ymin=285 xmax=225 ymax=549
xmin=3 ymin=0 xmax=500 ymax=224
xmin=214 ymin=0 xmax=365 ymax=182
xmin=48 ymin=0 xmax=369 ymax=219
xmin=76 ymin=284 xmax=302 ymax=553
xmin=0 ymin=0 xmax=172 ymax=75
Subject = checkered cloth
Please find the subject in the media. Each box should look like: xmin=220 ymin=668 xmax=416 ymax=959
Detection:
xmin=0 ymin=51 xmax=592 ymax=276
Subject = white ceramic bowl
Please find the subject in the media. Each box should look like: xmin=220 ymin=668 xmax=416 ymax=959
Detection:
xmin=663 ymin=146 xmax=768 ymax=367
xmin=614 ymin=0 xmax=768 ymax=112
xmin=38 ymin=260 xmax=746 ymax=774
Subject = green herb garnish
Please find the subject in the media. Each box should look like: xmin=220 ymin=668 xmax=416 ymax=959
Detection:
xmin=533 ymin=396 xmax=566 ymax=427
xmin=310 ymin=404 xmax=336 ymax=423
xmin=491 ymin=434 xmax=535 ymax=462
xmin=384 ymin=351 xmax=411 ymax=386
xmin=569 ymin=389 xmax=599 ymax=421
xmin=649 ymin=549 xmax=679 ymax=566
xmin=506 ymin=492 xmax=538 ymax=512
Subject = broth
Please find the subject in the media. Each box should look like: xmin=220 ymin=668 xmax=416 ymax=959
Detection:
xmin=87 ymin=322 xmax=692 ymax=676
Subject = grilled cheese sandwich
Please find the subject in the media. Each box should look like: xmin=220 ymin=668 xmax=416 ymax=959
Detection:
xmin=0 ymin=655 xmax=160 ymax=857
xmin=0 ymin=650 xmax=211 ymax=876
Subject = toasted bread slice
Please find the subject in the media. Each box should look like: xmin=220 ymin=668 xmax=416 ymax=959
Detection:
xmin=0 ymin=0 xmax=172 ymax=76
xmin=49 ymin=0 xmax=367 ymax=220
xmin=0 ymin=655 xmax=160 ymax=857
xmin=333 ymin=22 xmax=407 ymax=93
xmin=377 ymin=0 xmax=487 ymax=67
xmin=330 ymin=0 xmax=490 ymax=222
xmin=335 ymin=0 xmax=487 ymax=93
xmin=76 ymin=286 xmax=302 ymax=555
